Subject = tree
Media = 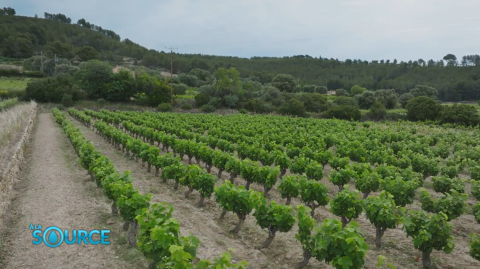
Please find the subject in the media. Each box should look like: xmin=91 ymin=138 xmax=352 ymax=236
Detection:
xmin=333 ymin=96 xmax=357 ymax=106
xmin=47 ymin=41 xmax=74 ymax=59
xmin=403 ymin=211 xmax=455 ymax=268
xmin=42 ymin=57 xmax=71 ymax=76
xmin=1 ymin=7 xmax=16 ymax=15
xmin=105 ymin=69 xmax=136 ymax=101
xmin=172 ymin=83 xmax=188 ymax=95
xmin=136 ymin=73 xmax=172 ymax=106
xmin=74 ymin=60 xmax=113 ymax=99
xmin=330 ymin=187 xmax=363 ymax=227
xmin=350 ymin=85 xmax=366 ymax=95
xmin=302 ymin=85 xmax=317 ymax=93
xmin=325 ymin=105 xmax=361 ymax=121
xmin=406 ymin=96 xmax=441 ymax=121
xmin=439 ymin=104 xmax=480 ymax=126
xmin=76 ymin=46 xmax=99 ymax=61
xmin=335 ymin=89 xmax=348 ymax=96
xmin=363 ymin=191 xmax=403 ymax=248
xmin=2 ymin=36 xmax=33 ymax=58
xmin=410 ymin=85 xmax=438 ymax=99
xmin=398 ymin=93 xmax=414 ymax=108
xmin=272 ymin=74 xmax=296 ymax=92
xmin=194 ymin=93 xmax=210 ymax=107
xmin=355 ymin=91 xmax=377 ymax=109
xmin=369 ymin=101 xmax=387 ymax=120
xmin=25 ymin=74 xmax=80 ymax=103
xmin=317 ymin=86 xmax=328 ymax=94
xmin=222 ymin=94 xmax=239 ymax=108
xmin=279 ymin=99 xmax=306 ymax=117
xmin=177 ymin=74 xmax=199 ymax=87
xmin=295 ymin=93 xmax=330 ymax=113
xmin=375 ymin=89 xmax=398 ymax=109
xmin=443 ymin=54 xmax=457 ymax=66
xmin=212 ymin=67 xmax=241 ymax=97
xmin=189 ymin=68 xmax=210 ymax=81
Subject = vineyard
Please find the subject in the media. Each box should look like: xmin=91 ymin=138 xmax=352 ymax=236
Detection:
xmin=1 ymin=103 xmax=480 ymax=268
xmin=56 ymin=107 xmax=480 ymax=268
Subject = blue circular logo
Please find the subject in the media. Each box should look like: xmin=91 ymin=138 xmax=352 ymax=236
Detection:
xmin=43 ymin=227 xmax=64 ymax=248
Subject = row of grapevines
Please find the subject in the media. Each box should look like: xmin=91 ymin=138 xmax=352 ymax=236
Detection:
xmin=57 ymin=108 xmax=247 ymax=268
xmin=74 ymin=109 xmax=375 ymax=267
xmin=68 ymin=107 xmax=92 ymax=127
xmin=76 ymin=109 xmax=479 ymax=268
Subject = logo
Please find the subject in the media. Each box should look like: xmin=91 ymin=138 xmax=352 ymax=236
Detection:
xmin=30 ymin=224 xmax=110 ymax=248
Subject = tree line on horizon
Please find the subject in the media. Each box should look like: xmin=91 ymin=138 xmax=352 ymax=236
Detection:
xmin=1 ymin=7 xmax=480 ymax=102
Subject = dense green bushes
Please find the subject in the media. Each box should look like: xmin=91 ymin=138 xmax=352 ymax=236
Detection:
xmin=24 ymin=74 xmax=84 ymax=103
xmin=406 ymin=96 xmax=441 ymax=121
xmin=325 ymin=105 xmax=361 ymax=121
xmin=439 ymin=104 xmax=480 ymax=126
xmin=158 ymin=103 xmax=173 ymax=112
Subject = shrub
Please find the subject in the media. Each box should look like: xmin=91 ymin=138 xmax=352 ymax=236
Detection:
xmin=61 ymin=94 xmax=74 ymax=107
xmin=326 ymin=105 xmax=361 ymax=121
xmin=24 ymin=75 xmax=73 ymax=103
xmin=369 ymin=101 xmax=387 ymax=120
xmin=296 ymin=93 xmax=330 ymax=113
xmin=207 ymin=97 xmax=222 ymax=108
xmin=158 ymin=103 xmax=173 ymax=112
xmin=244 ymin=99 xmax=267 ymax=113
xmin=194 ymin=93 xmax=210 ymax=107
xmin=398 ymin=93 xmax=414 ymax=108
xmin=97 ymin=98 xmax=106 ymax=105
xmin=239 ymin=108 xmax=247 ymax=114
xmin=177 ymin=74 xmax=199 ymax=87
xmin=335 ymin=89 xmax=348 ymax=96
xmin=439 ymin=104 xmax=480 ymax=126
xmin=201 ymin=104 xmax=216 ymax=113
xmin=181 ymin=103 xmax=192 ymax=110
xmin=355 ymin=91 xmax=376 ymax=109
xmin=317 ymin=86 xmax=328 ymax=94
xmin=172 ymin=83 xmax=188 ymax=95
xmin=406 ymin=96 xmax=441 ymax=121
xmin=334 ymin=96 xmax=357 ymax=107
xmin=279 ymin=99 xmax=306 ymax=117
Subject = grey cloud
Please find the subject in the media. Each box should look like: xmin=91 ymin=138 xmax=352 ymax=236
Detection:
xmin=6 ymin=0 xmax=480 ymax=61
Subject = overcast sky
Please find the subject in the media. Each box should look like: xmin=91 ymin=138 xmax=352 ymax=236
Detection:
xmin=7 ymin=0 xmax=480 ymax=61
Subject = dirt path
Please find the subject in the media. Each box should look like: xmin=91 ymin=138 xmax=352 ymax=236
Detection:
xmin=0 ymin=113 xmax=145 ymax=269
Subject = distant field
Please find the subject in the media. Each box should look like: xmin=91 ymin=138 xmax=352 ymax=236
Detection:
xmin=0 ymin=77 xmax=29 ymax=98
